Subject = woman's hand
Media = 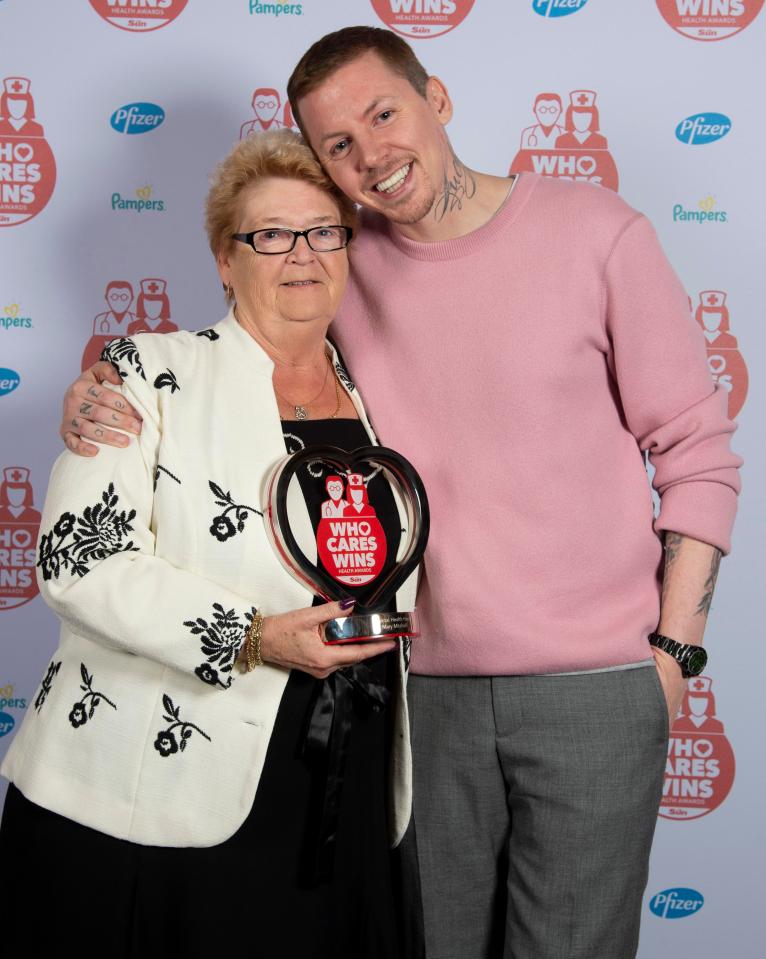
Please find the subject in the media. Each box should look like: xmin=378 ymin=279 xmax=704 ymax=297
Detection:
xmin=61 ymin=361 xmax=143 ymax=457
xmin=259 ymin=601 xmax=397 ymax=679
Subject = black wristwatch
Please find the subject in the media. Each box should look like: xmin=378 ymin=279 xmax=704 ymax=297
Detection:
xmin=648 ymin=632 xmax=708 ymax=678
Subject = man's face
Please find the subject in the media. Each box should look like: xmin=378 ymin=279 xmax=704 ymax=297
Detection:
xmin=106 ymin=286 xmax=132 ymax=317
xmin=254 ymin=96 xmax=279 ymax=124
xmin=298 ymin=51 xmax=453 ymax=226
xmin=327 ymin=480 xmax=343 ymax=501
xmin=534 ymin=100 xmax=561 ymax=127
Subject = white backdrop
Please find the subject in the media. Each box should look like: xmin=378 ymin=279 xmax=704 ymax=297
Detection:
xmin=0 ymin=2 xmax=763 ymax=955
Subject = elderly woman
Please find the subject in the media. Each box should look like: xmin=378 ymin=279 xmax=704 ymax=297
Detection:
xmin=0 ymin=130 xmax=416 ymax=958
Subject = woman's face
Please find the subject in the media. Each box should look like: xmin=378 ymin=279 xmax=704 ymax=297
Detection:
xmin=218 ymin=176 xmax=349 ymax=334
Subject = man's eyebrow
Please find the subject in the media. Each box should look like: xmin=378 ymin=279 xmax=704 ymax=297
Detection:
xmin=320 ymin=96 xmax=397 ymax=146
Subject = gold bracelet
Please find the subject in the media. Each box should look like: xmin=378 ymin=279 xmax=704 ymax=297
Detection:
xmin=244 ymin=612 xmax=264 ymax=672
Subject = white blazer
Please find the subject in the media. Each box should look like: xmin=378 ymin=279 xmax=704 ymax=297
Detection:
xmin=1 ymin=310 xmax=415 ymax=847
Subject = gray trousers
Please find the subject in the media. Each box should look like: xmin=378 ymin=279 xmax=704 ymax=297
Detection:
xmin=405 ymin=664 xmax=669 ymax=959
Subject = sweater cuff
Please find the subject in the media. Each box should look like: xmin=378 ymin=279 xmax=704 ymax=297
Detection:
xmin=654 ymin=481 xmax=739 ymax=555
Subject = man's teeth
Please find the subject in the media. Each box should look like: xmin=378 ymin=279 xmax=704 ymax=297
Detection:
xmin=375 ymin=164 xmax=410 ymax=193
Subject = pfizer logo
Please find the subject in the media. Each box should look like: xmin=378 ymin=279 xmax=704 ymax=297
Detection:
xmin=370 ymin=0 xmax=476 ymax=39
xmin=675 ymin=112 xmax=731 ymax=145
xmin=89 ymin=0 xmax=188 ymax=32
xmin=110 ymin=103 xmax=165 ymax=135
xmin=0 ymin=368 xmax=20 ymax=397
xmin=649 ymin=888 xmax=704 ymax=919
xmin=657 ymin=0 xmax=764 ymax=41
xmin=533 ymin=0 xmax=589 ymax=16
xmin=0 ymin=710 xmax=15 ymax=736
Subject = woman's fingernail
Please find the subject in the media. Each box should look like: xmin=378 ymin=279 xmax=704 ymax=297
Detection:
xmin=339 ymin=598 xmax=355 ymax=611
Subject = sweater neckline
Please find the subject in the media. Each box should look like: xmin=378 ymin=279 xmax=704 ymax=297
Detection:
xmin=381 ymin=172 xmax=538 ymax=262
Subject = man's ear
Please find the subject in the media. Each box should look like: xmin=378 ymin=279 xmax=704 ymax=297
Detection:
xmin=426 ymin=75 xmax=453 ymax=127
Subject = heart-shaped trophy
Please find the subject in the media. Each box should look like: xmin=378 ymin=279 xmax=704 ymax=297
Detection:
xmin=265 ymin=446 xmax=429 ymax=643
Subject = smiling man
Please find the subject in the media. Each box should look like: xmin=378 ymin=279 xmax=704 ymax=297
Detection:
xmin=61 ymin=25 xmax=740 ymax=959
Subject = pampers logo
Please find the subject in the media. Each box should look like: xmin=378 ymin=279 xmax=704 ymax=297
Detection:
xmin=673 ymin=194 xmax=728 ymax=223
xmin=0 ymin=368 xmax=20 ymax=396
xmin=110 ymin=103 xmax=165 ymax=135
xmin=649 ymin=888 xmax=704 ymax=919
xmin=112 ymin=184 xmax=165 ymax=213
xmin=675 ymin=112 xmax=731 ymax=145
xmin=533 ymin=0 xmax=588 ymax=16
xmin=248 ymin=1 xmax=303 ymax=15
xmin=1 ymin=302 xmax=32 ymax=329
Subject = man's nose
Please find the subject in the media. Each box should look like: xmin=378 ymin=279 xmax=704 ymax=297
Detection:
xmin=355 ymin=131 xmax=386 ymax=171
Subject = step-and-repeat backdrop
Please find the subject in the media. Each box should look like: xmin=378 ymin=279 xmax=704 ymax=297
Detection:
xmin=0 ymin=2 xmax=762 ymax=954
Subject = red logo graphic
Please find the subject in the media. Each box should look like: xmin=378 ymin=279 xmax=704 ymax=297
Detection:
xmin=0 ymin=77 xmax=56 ymax=227
xmin=82 ymin=278 xmax=177 ymax=370
xmin=693 ymin=290 xmax=748 ymax=418
xmin=370 ymin=0 xmax=475 ymax=38
xmin=0 ymin=467 xmax=41 ymax=611
xmin=240 ymin=88 xmax=296 ymax=140
xmin=509 ymin=90 xmax=619 ymax=191
xmin=317 ymin=474 xmax=387 ymax=586
xmin=660 ymin=675 xmax=735 ymax=819
xmin=89 ymin=0 xmax=189 ymax=32
xmin=656 ymin=0 xmax=764 ymax=41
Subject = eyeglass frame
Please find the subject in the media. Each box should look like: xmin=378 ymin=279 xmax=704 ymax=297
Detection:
xmin=231 ymin=225 xmax=354 ymax=255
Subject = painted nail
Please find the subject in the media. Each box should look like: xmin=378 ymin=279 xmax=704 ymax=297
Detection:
xmin=339 ymin=598 xmax=355 ymax=611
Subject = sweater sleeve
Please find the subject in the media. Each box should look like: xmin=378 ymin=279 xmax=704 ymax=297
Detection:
xmin=603 ymin=215 xmax=742 ymax=554
xmin=36 ymin=336 xmax=257 ymax=691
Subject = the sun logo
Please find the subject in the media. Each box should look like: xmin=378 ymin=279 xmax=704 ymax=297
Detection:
xmin=3 ymin=303 xmax=19 ymax=318
xmin=698 ymin=195 xmax=716 ymax=213
xmin=135 ymin=185 xmax=153 ymax=201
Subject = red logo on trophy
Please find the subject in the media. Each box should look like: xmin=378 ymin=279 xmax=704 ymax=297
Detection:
xmin=660 ymin=675 xmax=736 ymax=820
xmin=509 ymin=90 xmax=619 ymax=191
xmin=82 ymin=278 xmax=178 ymax=370
xmin=693 ymin=290 xmax=748 ymax=418
xmin=370 ymin=0 xmax=476 ymax=38
xmin=89 ymin=0 xmax=189 ymax=32
xmin=240 ymin=88 xmax=296 ymax=140
xmin=0 ymin=78 xmax=56 ymax=227
xmin=656 ymin=0 xmax=764 ymax=41
xmin=317 ymin=474 xmax=387 ymax=587
xmin=0 ymin=467 xmax=41 ymax=611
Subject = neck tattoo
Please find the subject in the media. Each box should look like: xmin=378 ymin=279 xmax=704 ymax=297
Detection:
xmin=433 ymin=152 xmax=477 ymax=223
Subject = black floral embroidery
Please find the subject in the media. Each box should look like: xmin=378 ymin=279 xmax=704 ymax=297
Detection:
xmin=154 ymin=369 xmax=180 ymax=393
xmin=184 ymin=603 xmax=257 ymax=689
xmin=154 ymin=464 xmax=182 ymax=490
xmin=68 ymin=663 xmax=117 ymax=729
xmin=335 ymin=360 xmax=355 ymax=392
xmin=37 ymin=484 xmax=139 ymax=581
xmin=34 ymin=660 xmax=61 ymax=712
xmin=208 ymin=481 xmax=262 ymax=542
xmin=154 ymin=694 xmax=210 ymax=757
xmin=196 ymin=329 xmax=220 ymax=341
xmin=100 ymin=337 xmax=146 ymax=380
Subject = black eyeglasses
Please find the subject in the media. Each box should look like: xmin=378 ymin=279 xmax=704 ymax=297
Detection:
xmin=232 ymin=225 xmax=353 ymax=255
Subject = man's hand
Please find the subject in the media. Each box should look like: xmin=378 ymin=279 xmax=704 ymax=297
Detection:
xmin=61 ymin=361 xmax=143 ymax=456
xmin=652 ymin=646 xmax=686 ymax=726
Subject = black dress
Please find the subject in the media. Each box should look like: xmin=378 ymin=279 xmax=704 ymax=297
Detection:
xmin=0 ymin=418 xmax=404 ymax=958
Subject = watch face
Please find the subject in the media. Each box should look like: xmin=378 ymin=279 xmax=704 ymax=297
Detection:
xmin=686 ymin=647 xmax=708 ymax=677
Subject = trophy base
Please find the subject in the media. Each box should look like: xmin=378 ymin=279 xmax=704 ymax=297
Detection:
xmin=324 ymin=611 xmax=419 ymax=645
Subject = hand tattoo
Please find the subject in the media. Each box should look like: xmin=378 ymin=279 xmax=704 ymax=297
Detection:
xmin=695 ymin=549 xmax=722 ymax=618
xmin=71 ymin=418 xmax=79 ymax=429
xmin=115 ymin=400 xmax=125 ymax=410
xmin=87 ymin=386 xmax=100 ymax=398
xmin=95 ymin=427 xmax=104 ymax=438
xmin=434 ymin=152 xmax=476 ymax=223
xmin=111 ymin=413 xmax=120 ymax=422
xmin=79 ymin=402 xmax=93 ymax=415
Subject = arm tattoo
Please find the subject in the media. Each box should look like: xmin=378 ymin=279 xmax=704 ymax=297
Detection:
xmin=434 ymin=152 xmax=476 ymax=223
xmin=695 ymin=549 xmax=722 ymax=618
xmin=79 ymin=402 xmax=93 ymax=415
xmin=661 ymin=532 xmax=684 ymax=602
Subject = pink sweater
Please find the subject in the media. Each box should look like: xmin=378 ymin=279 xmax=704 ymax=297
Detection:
xmin=332 ymin=173 xmax=741 ymax=676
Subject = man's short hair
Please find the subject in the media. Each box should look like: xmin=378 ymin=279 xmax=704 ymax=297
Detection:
xmin=287 ymin=25 xmax=430 ymax=142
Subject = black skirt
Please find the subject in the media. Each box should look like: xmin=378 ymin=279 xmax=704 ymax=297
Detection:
xmin=0 ymin=658 xmax=399 ymax=958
